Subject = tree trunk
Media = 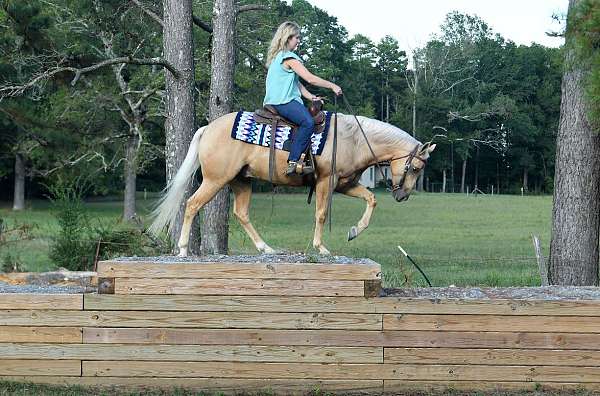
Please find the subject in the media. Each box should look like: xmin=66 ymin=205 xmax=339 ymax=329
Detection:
xmin=474 ymin=146 xmax=480 ymax=190
xmin=200 ymin=0 xmax=235 ymax=255
xmin=496 ymin=159 xmax=500 ymax=194
xmin=549 ymin=0 xmax=600 ymax=286
xmin=442 ymin=169 xmax=447 ymax=193
xmin=523 ymin=168 xmax=528 ymax=193
xmin=12 ymin=153 xmax=25 ymax=211
xmin=123 ymin=133 xmax=139 ymax=221
xmin=163 ymin=0 xmax=198 ymax=252
xmin=460 ymin=159 xmax=466 ymax=193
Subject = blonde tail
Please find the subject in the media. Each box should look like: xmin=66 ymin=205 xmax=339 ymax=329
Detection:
xmin=148 ymin=126 xmax=206 ymax=235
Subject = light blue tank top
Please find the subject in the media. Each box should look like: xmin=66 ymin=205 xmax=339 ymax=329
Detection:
xmin=263 ymin=51 xmax=303 ymax=106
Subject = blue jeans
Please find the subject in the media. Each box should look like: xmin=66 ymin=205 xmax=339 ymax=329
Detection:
xmin=272 ymin=100 xmax=314 ymax=162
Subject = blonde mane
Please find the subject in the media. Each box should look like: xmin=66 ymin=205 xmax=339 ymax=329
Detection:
xmin=350 ymin=116 xmax=419 ymax=147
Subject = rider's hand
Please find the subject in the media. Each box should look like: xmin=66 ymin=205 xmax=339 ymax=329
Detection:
xmin=312 ymin=96 xmax=325 ymax=103
xmin=330 ymin=83 xmax=343 ymax=96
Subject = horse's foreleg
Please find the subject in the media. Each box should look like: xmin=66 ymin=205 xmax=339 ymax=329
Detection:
xmin=313 ymin=178 xmax=332 ymax=255
xmin=341 ymin=184 xmax=377 ymax=241
xmin=230 ymin=179 xmax=275 ymax=254
xmin=178 ymin=180 xmax=223 ymax=257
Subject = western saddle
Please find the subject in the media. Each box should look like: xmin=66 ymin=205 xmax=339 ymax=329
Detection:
xmin=253 ymin=100 xmax=326 ymax=181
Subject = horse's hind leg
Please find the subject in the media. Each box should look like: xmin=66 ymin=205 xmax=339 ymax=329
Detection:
xmin=178 ymin=180 xmax=223 ymax=256
xmin=230 ymin=179 xmax=275 ymax=254
xmin=340 ymin=183 xmax=377 ymax=241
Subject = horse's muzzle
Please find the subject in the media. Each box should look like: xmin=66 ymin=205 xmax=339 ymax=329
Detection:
xmin=393 ymin=189 xmax=410 ymax=202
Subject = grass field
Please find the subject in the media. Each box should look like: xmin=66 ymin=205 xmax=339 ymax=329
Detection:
xmin=0 ymin=380 xmax=596 ymax=396
xmin=0 ymin=191 xmax=552 ymax=287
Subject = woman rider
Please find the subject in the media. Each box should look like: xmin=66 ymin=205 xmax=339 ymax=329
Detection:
xmin=264 ymin=21 xmax=343 ymax=176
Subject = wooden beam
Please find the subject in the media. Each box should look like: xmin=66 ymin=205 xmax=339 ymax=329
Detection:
xmin=97 ymin=260 xmax=381 ymax=280
xmin=383 ymin=314 xmax=600 ymax=332
xmin=114 ymin=278 xmax=365 ymax=296
xmin=0 ymin=360 xmax=80 ymax=376
xmin=84 ymin=295 xmax=379 ymax=313
xmin=83 ymin=328 xmax=600 ymax=349
xmin=0 ymin=326 xmax=82 ymax=343
xmin=384 ymin=347 xmax=600 ymax=366
xmin=0 ymin=343 xmax=382 ymax=363
xmin=0 ymin=294 xmax=83 ymax=310
xmin=81 ymin=361 xmax=600 ymax=382
xmin=0 ymin=310 xmax=381 ymax=330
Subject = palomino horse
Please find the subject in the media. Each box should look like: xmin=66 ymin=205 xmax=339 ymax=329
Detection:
xmin=149 ymin=112 xmax=436 ymax=256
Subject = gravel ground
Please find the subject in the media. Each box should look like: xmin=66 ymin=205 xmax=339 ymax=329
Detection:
xmin=0 ymin=281 xmax=93 ymax=294
xmin=383 ymin=286 xmax=600 ymax=300
xmin=110 ymin=253 xmax=377 ymax=265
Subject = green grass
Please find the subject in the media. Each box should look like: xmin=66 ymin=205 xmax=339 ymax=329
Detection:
xmin=0 ymin=191 xmax=552 ymax=287
xmin=0 ymin=380 xmax=596 ymax=396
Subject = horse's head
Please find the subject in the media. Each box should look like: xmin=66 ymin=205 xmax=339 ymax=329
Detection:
xmin=389 ymin=142 xmax=436 ymax=202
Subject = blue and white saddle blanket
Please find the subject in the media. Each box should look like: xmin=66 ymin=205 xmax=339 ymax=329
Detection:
xmin=231 ymin=111 xmax=332 ymax=155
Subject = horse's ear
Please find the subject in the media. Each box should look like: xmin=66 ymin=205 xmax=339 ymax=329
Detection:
xmin=420 ymin=142 xmax=436 ymax=154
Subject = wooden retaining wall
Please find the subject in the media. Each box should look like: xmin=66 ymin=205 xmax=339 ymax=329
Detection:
xmin=2 ymin=258 xmax=600 ymax=394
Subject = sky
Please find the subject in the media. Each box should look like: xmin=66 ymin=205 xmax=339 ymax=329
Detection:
xmin=306 ymin=0 xmax=568 ymax=55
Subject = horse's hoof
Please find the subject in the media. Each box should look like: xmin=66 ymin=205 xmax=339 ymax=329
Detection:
xmin=257 ymin=242 xmax=276 ymax=254
xmin=347 ymin=226 xmax=358 ymax=241
xmin=263 ymin=246 xmax=276 ymax=254
xmin=318 ymin=247 xmax=331 ymax=255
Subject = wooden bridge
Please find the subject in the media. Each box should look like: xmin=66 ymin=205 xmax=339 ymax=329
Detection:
xmin=2 ymin=256 xmax=600 ymax=394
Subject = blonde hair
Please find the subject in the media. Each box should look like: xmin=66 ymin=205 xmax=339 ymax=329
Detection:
xmin=266 ymin=21 xmax=301 ymax=66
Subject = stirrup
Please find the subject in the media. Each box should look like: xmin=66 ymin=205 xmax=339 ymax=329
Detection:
xmin=285 ymin=160 xmax=314 ymax=176
xmin=286 ymin=161 xmax=298 ymax=176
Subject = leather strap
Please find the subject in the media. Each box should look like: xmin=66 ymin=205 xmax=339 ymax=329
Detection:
xmin=269 ymin=118 xmax=278 ymax=183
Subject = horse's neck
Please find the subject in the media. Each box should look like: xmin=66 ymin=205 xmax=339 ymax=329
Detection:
xmin=348 ymin=117 xmax=413 ymax=167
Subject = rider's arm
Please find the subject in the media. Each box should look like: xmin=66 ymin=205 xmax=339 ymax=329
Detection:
xmin=284 ymin=59 xmax=341 ymax=95
xmin=298 ymin=83 xmax=317 ymax=101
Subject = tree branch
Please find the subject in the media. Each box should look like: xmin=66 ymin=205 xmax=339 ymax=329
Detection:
xmin=192 ymin=15 xmax=213 ymax=33
xmin=1 ymin=57 xmax=180 ymax=98
xmin=130 ymin=0 xmax=164 ymax=27
xmin=235 ymin=4 xmax=268 ymax=15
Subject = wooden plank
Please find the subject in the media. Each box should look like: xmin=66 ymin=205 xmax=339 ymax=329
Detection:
xmin=97 ymin=260 xmax=381 ymax=280
xmin=81 ymin=361 xmax=600 ymax=381
xmin=385 ymin=348 xmax=600 ymax=366
xmin=115 ymin=278 xmax=365 ymax=296
xmin=384 ymin=380 xmax=600 ymax=392
xmin=0 ymin=360 xmax=80 ymax=376
xmin=383 ymin=314 xmax=600 ymax=333
xmin=83 ymin=328 xmax=600 ymax=349
xmin=0 ymin=343 xmax=382 ymax=363
xmin=84 ymin=294 xmax=600 ymax=315
xmin=84 ymin=295 xmax=379 ymax=313
xmin=376 ymin=297 xmax=600 ymax=316
xmin=0 ymin=294 xmax=83 ymax=310
xmin=0 ymin=376 xmax=383 ymax=393
xmin=0 ymin=310 xmax=381 ymax=330
xmin=81 ymin=361 xmax=383 ymax=378
xmin=0 ymin=327 xmax=82 ymax=343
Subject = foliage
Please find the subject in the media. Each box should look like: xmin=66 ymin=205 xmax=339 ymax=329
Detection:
xmin=0 ymin=1 xmax=572 ymax=204
xmin=569 ymin=0 xmax=600 ymax=128
xmin=47 ymin=177 xmax=95 ymax=271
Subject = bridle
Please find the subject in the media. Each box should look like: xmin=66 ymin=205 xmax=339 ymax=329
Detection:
xmin=387 ymin=145 xmax=429 ymax=192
